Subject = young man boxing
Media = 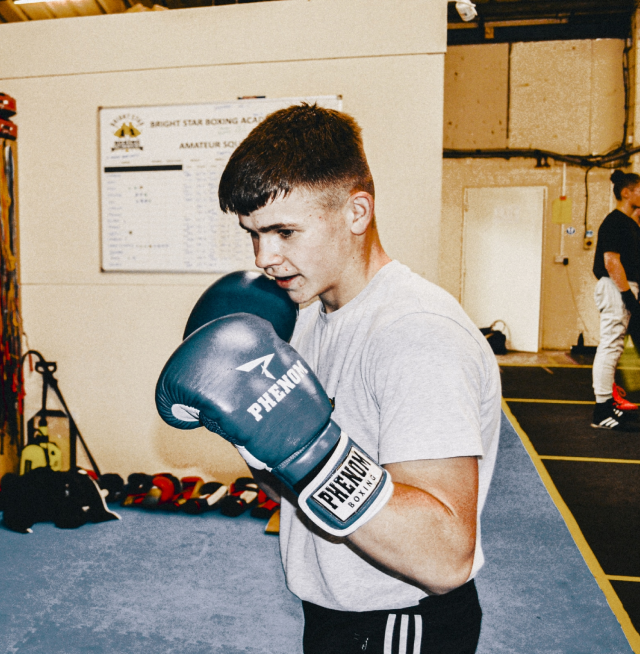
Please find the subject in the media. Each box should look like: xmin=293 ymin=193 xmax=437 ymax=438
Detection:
xmin=156 ymin=104 xmax=501 ymax=653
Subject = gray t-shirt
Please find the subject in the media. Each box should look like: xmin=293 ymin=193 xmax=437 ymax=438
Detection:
xmin=279 ymin=260 xmax=501 ymax=612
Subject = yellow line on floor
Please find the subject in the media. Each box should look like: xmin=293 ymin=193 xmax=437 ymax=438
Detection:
xmin=502 ymin=399 xmax=640 ymax=652
xmin=608 ymin=576 xmax=640 ymax=583
xmin=505 ymin=398 xmax=595 ymax=405
xmin=540 ymin=456 xmax=640 ymax=465
xmin=499 ymin=362 xmax=592 ymax=368
xmin=499 ymin=362 xmax=640 ymax=371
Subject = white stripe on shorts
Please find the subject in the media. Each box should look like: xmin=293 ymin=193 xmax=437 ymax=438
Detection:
xmin=383 ymin=611 xmax=424 ymax=653
xmin=398 ymin=614 xmax=409 ymax=653
xmin=384 ymin=614 xmax=396 ymax=654
xmin=413 ymin=614 xmax=423 ymax=653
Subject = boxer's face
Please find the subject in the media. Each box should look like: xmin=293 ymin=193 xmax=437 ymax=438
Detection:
xmin=239 ymin=188 xmax=353 ymax=306
xmin=629 ymin=183 xmax=640 ymax=210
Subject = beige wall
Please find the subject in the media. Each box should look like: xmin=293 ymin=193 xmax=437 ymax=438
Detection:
xmin=443 ymin=43 xmax=509 ymax=150
xmin=441 ymin=39 xmax=626 ymax=350
xmin=0 ymin=0 xmax=447 ymax=480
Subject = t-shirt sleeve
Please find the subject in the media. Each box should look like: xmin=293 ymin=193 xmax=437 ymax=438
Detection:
xmin=598 ymin=214 xmax=627 ymax=255
xmin=367 ymin=313 xmax=486 ymax=465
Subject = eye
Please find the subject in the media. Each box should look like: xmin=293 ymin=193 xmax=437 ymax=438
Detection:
xmin=279 ymin=229 xmax=294 ymax=239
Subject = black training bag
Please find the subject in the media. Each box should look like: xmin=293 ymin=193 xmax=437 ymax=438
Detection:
xmin=1 ymin=467 xmax=120 ymax=533
xmin=480 ymin=320 xmax=508 ymax=355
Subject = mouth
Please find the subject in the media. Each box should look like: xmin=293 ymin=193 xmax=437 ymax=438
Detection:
xmin=273 ymin=274 xmax=299 ymax=289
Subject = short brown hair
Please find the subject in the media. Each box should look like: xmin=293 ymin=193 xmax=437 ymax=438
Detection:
xmin=218 ymin=103 xmax=374 ymax=215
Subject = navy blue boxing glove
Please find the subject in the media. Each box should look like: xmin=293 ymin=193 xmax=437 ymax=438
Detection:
xmin=155 ymin=314 xmax=393 ymax=536
xmin=184 ymin=271 xmax=298 ymax=341
xmin=184 ymin=271 xmax=300 ymax=474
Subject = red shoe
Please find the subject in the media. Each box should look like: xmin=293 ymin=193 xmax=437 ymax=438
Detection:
xmin=613 ymin=383 xmax=638 ymax=411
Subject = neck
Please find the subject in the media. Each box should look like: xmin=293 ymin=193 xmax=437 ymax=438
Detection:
xmin=320 ymin=228 xmax=391 ymax=314
xmin=617 ymin=199 xmax=638 ymax=220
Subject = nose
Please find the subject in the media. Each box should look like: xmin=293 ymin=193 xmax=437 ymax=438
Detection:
xmin=254 ymin=235 xmax=284 ymax=271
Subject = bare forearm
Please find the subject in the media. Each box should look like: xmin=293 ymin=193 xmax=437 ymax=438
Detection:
xmin=604 ymin=252 xmax=630 ymax=292
xmin=348 ymin=484 xmax=475 ymax=595
xmin=347 ymin=458 xmax=478 ymax=595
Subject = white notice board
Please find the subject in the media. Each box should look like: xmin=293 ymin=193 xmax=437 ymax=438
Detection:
xmin=99 ymin=96 xmax=342 ymax=272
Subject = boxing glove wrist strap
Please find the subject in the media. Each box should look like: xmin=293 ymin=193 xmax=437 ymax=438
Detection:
xmin=274 ymin=420 xmax=342 ymax=488
xmin=293 ymin=430 xmax=394 ymax=537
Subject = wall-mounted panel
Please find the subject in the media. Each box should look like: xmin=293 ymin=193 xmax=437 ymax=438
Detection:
xmin=590 ymin=39 xmax=626 ymax=154
xmin=443 ymin=43 xmax=509 ymax=150
xmin=510 ymin=40 xmax=593 ymax=154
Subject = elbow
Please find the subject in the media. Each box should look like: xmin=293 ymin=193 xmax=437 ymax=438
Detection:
xmin=418 ymin=535 xmax=476 ymax=596
xmin=423 ymin=556 xmax=474 ymax=596
xmin=440 ymin=552 xmax=475 ymax=594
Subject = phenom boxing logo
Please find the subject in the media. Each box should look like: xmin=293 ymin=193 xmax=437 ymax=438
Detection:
xmin=244 ymin=360 xmax=309 ymax=422
xmin=312 ymin=448 xmax=383 ymax=522
xmin=236 ymin=354 xmax=276 ymax=380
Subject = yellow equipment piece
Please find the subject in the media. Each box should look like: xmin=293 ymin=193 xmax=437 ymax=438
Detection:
xmin=265 ymin=508 xmax=280 ymax=534
xmin=552 ymin=197 xmax=572 ymax=225
xmin=20 ymin=442 xmax=63 ymax=475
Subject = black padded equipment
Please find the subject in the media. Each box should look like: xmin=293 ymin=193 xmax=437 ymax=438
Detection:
xmin=124 ymin=473 xmax=154 ymax=496
xmin=182 ymin=481 xmax=226 ymax=514
xmin=219 ymin=478 xmax=260 ymax=517
xmin=98 ymin=473 xmax=125 ymax=503
xmin=1 ymin=468 xmax=119 ymax=533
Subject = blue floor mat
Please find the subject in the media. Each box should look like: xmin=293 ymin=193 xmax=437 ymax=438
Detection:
xmin=0 ymin=510 xmax=302 ymax=654
xmin=0 ymin=412 xmax=633 ymax=653
xmin=476 ymin=412 xmax=632 ymax=653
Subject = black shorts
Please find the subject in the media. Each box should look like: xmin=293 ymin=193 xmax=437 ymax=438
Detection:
xmin=302 ymin=580 xmax=482 ymax=654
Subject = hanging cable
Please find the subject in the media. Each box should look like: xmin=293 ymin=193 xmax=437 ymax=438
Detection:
xmin=584 ymin=166 xmax=593 ymax=233
xmin=444 ymin=28 xmax=635 ymax=171
xmin=443 ymin=145 xmax=637 ymax=169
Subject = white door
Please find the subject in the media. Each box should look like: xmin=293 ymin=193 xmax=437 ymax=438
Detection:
xmin=462 ymin=186 xmax=545 ymax=352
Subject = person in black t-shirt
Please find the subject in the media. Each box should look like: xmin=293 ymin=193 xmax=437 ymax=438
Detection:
xmin=592 ymin=170 xmax=640 ymax=430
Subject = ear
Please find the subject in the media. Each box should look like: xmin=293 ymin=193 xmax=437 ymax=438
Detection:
xmin=622 ymin=185 xmax=637 ymax=200
xmin=347 ymin=192 xmax=375 ymax=236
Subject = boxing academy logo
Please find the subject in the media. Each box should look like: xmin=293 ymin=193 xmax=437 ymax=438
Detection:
xmin=110 ymin=113 xmax=144 ymax=152
xmin=236 ymin=354 xmax=276 ymax=380
xmin=241 ymin=359 xmax=310 ymax=422
xmin=312 ymin=448 xmax=383 ymax=522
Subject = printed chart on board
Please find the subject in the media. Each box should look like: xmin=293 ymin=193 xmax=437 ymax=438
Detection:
xmin=99 ymin=96 xmax=342 ymax=272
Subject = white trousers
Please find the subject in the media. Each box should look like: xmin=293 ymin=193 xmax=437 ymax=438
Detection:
xmin=592 ymin=276 xmax=639 ymax=402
